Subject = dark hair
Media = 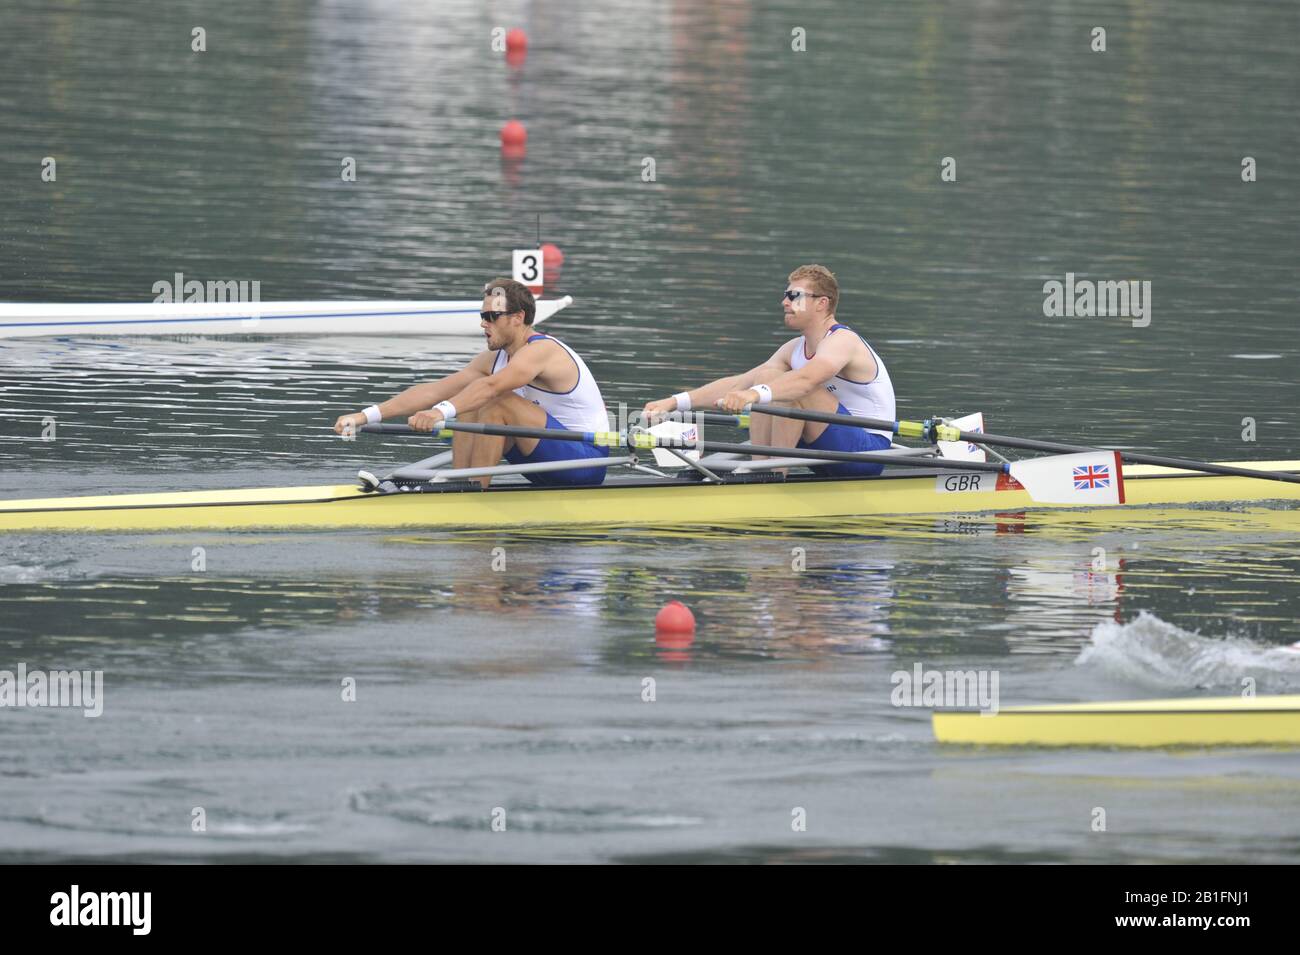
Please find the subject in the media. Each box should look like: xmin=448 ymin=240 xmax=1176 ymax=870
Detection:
xmin=482 ymin=277 xmax=536 ymax=324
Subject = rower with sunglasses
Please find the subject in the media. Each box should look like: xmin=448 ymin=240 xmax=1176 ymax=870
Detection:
xmin=333 ymin=278 xmax=610 ymax=487
xmin=642 ymin=264 xmax=896 ymax=476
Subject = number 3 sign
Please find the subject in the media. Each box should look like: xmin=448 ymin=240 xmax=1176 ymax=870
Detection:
xmin=513 ymin=249 xmax=543 ymax=295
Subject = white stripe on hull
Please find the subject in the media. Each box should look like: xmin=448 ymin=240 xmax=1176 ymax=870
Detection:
xmin=0 ymin=296 xmax=572 ymax=337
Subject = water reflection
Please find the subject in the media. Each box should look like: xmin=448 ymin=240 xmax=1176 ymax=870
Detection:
xmin=3 ymin=505 xmax=1296 ymax=669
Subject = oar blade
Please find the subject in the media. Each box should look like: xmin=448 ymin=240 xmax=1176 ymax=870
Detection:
xmin=1009 ymin=451 xmax=1126 ymax=505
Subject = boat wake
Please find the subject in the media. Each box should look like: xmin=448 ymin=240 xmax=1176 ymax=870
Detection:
xmin=1076 ymin=611 xmax=1300 ymax=691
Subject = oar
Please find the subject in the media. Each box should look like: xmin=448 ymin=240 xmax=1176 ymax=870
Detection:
xmin=361 ymin=421 xmax=628 ymax=446
xmin=743 ymin=405 xmax=1300 ymax=485
xmin=361 ymin=422 xmax=1123 ymax=505
xmin=357 ymin=422 xmax=626 ymax=491
xmin=364 ymin=421 xmax=948 ymax=461
xmin=654 ymin=411 xmax=749 ymax=428
xmin=694 ymin=439 xmax=999 ymax=472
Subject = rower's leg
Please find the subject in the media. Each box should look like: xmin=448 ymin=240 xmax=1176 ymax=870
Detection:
xmin=449 ymin=409 xmax=504 ymax=486
xmin=751 ymin=412 xmax=804 ymax=451
xmin=793 ymin=386 xmax=842 ymax=445
xmin=453 ymin=396 xmax=550 ymax=487
xmin=487 ymin=393 xmax=551 ymax=451
xmin=749 ymin=383 xmax=841 ymax=474
xmin=747 ymin=367 xmax=803 ymax=451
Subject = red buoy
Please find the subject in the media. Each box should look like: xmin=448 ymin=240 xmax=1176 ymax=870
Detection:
xmin=505 ymin=28 xmax=529 ymax=57
xmin=654 ymin=600 xmax=696 ymax=634
xmin=540 ymin=242 xmax=564 ymax=268
xmin=500 ymin=119 xmax=527 ymax=159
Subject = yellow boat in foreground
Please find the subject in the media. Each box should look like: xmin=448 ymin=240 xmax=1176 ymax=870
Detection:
xmin=0 ymin=459 xmax=1296 ymax=533
xmin=932 ymin=694 xmax=1300 ymax=747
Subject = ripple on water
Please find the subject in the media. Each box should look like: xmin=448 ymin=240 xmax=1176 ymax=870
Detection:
xmin=349 ymin=785 xmax=704 ymax=833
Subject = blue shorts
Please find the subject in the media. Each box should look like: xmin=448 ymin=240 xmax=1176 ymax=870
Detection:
xmin=796 ymin=404 xmax=893 ymax=477
xmin=504 ymin=412 xmax=610 ymax=486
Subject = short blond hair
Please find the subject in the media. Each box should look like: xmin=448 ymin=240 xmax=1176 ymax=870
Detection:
xmin=787 ymin=264 xmax=839 ymax=313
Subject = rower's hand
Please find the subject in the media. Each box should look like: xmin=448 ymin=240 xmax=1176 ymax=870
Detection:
xmin=408 ymin=409 xmax=445 ymax=433
xmin=333 ymin=412 xmax=368 ymax=437
xmin=640 ymin=397 xmax=679 ymax=424
xmin=716 ymin=389 xmax=758 ymax=413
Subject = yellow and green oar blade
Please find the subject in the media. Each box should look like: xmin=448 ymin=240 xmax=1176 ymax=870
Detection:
xmin=932 ymin=695 xmax=1300 ymax=748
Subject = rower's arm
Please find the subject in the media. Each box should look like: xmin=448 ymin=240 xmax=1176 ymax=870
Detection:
xmin=374 ymin=352 xmax=494 ymax=418
xmin=760 ymin=331 xmax=862 ymax=402
xmin=675 ymin=341 xmax=796 ymax=407
xmin=444 ymin=340 xmax=549 ymax=416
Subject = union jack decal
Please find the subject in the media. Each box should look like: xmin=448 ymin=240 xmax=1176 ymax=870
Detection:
xmin=1073 ymin=464 xmax=1111 ymax=490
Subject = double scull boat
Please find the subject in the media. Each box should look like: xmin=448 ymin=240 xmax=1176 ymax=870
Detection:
xmin=1 ymin=451 xmax=1295 ymax=533
xmin=1 ymin=408 xmax=1295 ymax=533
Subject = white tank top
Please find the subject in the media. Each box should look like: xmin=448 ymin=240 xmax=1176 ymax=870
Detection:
xmin=789 ymin=323 xmax=896 ymax=437
xmin=490 ymin=334 xmax=609 ymax=431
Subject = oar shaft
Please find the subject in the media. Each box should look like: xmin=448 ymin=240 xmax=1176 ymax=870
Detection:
xmin=441 ymin=421 xmax=594 ymax=443
xmin=362 ymin=423 xmax=428 ymax=435
xmin=745 ymin=407 xmax=1300 ymax=484
xmin=742 ymin=404 xmax=901 ymax=434
xmin=361 ymin=421 xmax=621 ymax=445
xmin=652 ymin=411 xmax=748 ymax=427
xmin=697 ymin=440 xmax=1007 ymax=474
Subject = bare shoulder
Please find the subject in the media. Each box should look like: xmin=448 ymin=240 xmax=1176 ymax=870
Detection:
xmin=826 ymin=325 xmax=868 ymax=352
xmin=830 ymin=325 xmax=878 ymax=376
xmin=522 ymin=334 xmax=565 ymax=363
xmin=527 ymin=334 xmax=580 ymax=388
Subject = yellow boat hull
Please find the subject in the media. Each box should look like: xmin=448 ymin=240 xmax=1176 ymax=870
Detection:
xmin=0 ymin=460 xmax=1296 ymax=533
xmin=933 ymin=694 xmax=1300 ymax=747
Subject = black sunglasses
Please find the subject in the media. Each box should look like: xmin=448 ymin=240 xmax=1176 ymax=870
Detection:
xmin=783 ymin=289 xmax=825 ymax=302
xmin=480 ymin=310 xmax=514 ymax=322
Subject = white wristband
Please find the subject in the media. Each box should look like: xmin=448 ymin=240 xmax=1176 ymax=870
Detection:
xmin=752 ymin=384 xmax=773 ymax=405
xmin=434 ymin=400 xmax=457 ymax=421
xmin=363 ymin=405 xmax=382 ymax=423
xmin=673 ymin=392 xmax=692 ymax=412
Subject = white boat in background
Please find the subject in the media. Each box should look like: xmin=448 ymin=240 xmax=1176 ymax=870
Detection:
xmin=0 ymin=295 xmax=573 ymax=338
